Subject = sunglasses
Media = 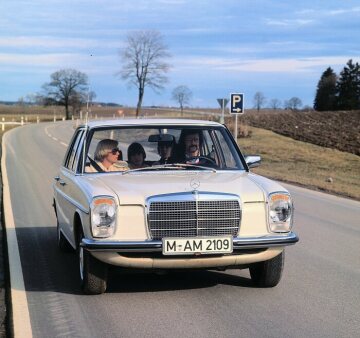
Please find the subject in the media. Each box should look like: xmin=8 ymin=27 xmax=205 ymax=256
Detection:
xmin=109 ymin=148 xmax=120 ymax=155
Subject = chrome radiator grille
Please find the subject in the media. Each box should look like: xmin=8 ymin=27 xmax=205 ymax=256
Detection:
xmin=148 ymin=195 xmax=241 ymax=240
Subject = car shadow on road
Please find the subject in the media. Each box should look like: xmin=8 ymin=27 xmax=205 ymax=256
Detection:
xmin=106 ymin=268 xmax=256 ymax=293
xmin=13 ymin=226 xmax=257 ymax=295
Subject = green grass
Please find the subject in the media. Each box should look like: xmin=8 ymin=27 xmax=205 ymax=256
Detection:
xmin=238 ymin=126 xmax=360 ymax=200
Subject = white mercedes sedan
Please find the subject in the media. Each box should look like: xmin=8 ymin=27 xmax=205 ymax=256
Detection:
xmin=53 ymin=119 xmax=298 ymax=294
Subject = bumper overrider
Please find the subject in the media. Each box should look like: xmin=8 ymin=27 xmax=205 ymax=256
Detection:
xmin=81 ymin=232 xmax=299 ymax=269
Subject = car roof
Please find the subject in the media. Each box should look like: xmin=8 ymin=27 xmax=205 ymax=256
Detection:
xmin=79 ymin=118 xmax=223 ymax=129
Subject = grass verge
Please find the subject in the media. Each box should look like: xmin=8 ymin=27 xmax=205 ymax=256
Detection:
xmin=238 ymin=126 xmax=360 ymax=201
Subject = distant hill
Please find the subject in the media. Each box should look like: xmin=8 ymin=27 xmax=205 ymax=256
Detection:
xmin=0 ymin=101 xmax=123 ymax=107
xmin=0 ymin=101 xmax=19 ymax=105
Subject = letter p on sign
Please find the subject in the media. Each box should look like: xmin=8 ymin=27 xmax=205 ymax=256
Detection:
xmin=230 ymin=93 xmax=244 ymax=114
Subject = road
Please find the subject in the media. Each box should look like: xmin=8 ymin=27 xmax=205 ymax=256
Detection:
xmin=2 ymin=121 xmax=360 ymax=338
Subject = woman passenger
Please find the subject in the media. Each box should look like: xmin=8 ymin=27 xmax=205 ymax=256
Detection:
xmin=86 ymin=139 xmax=128 ymax=172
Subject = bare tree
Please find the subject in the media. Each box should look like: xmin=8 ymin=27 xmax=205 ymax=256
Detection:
xmin=69 ymin=91 xmax=87 ymax=116
xmin=119 ymin=30 xmax=171 ymax=118
xmin=88 ymin=90 xmax=97 ymax=105
xmin=31 ymin=93 xmax=46 ymax=105
xmin=253 ymin=92 xmax=266 ymax=112
xmin=42 ymin=69 xmax=89 ymax=120
xmin=17 ymin=96 xmax=25 ymax=113
xmin=269 ymin=98 xmax=282 ymax=110
xmin=25 ymin=93 xmax=37 ymax=104
xmin=172 ymin=85 xmax=192 ymax=116
xmin=286 ymin=97 xmax=303 ymax=111
xmin=17 ymin=96 xmax=25 ymax=106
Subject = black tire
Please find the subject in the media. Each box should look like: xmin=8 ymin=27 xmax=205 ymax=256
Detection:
xmin=249 ymin=251 xmax=285 ymax=287
xmin=78 ymin=232 xmax=108 ymax=295
xmin=57 ymin=220 xmax=74 ymax=252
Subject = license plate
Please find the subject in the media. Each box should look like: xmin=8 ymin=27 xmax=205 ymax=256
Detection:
xmin=162 ymin=236 xmax=233 ymax=255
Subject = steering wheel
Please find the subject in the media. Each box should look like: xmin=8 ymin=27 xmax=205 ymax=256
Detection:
xmin=187 ymin=156 xmax=218 ymax=167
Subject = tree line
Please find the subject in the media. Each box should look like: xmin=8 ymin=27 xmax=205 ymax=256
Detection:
xmin=240 ymin=60 xmax=359 ymax=113
xmin=314 ymin=59 xmax=360 ymax=111
xmin=252 ymin=92 xmax=304 ymax=112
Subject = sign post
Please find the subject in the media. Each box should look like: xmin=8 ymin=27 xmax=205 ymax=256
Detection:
xmin=217 ymin=98 xmax=229 ymax=124
xmin=229 ymin=93 xmax=245 ymax=141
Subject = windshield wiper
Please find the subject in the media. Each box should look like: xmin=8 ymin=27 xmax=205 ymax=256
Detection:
xmin=170 ymin=163 xmax=217 ymax=172
xmin=122 ymin=164 xmax=185 ymax=175
xmin=122 ymin=163 xmax=216 ymax=175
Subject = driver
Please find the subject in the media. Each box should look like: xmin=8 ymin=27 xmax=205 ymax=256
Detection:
xmin=176 ymin=129 xmax=203 ymax=164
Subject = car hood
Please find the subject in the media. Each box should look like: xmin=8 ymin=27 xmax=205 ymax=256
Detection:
xmin=89 ymin=171 xmax=282 ymax=205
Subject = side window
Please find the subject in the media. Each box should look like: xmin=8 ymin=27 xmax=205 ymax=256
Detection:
xmin=71 ymin=130 xmax=85 ymax=172
xmin=64 ymin=130 xmax=84 ymax=171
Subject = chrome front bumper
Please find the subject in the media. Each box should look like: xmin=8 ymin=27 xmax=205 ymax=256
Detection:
xmin=81 ymin=232 xmax=299 ymax=252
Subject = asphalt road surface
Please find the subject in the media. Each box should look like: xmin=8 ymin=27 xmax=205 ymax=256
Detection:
xmin=2 ymin=121 xmax=360 ymax=338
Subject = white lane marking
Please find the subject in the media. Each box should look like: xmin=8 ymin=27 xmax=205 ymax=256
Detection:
xmin=1 ymin=130 xmax=33 ymax=338
xmin=44 ymin=125 xmax=68 ymax=147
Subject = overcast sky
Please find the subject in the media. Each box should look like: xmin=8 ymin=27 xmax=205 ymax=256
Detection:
xmin=0 ymin=0 xmax=359 ymax=108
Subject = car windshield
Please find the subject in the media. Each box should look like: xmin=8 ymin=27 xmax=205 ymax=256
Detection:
xmin=83 ymin=125 xmax=245 ymax=173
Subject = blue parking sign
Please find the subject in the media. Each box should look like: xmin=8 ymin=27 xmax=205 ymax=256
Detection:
xmin=230 ymin=93 xmax=244 ymax=114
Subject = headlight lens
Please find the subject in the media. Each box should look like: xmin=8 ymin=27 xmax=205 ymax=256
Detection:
xmin=91 ymin=197 xmax=117 ymax=238
xmin=268 ymin=193 xmax=293 ymax=233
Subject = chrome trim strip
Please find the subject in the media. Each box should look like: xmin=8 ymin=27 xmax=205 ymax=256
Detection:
xmin=81 ymin=232 xmax=298 ymax=252
xmin=150 ymin=207 xmax=240 ymax=212
xmin=233 ymin=232 xmax=299 ymax=249
xmin=152 ymin=218 xmax=240 ymax=222
xmin=195 ymin=191 xmax=199 ymax=236
xmin=146 ymin=191 xmax=242 ymax=203
xmin=81 ymin=239 xmax=162 ymax=252
xmin=54 ymin=186 xmax=89 ymax=214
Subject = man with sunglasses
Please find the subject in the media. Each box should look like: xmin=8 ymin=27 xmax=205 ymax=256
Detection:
xmin=86 ymin=139 xmax=129 ymax=173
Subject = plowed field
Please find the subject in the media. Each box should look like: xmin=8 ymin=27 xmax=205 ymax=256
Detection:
xmin=237 ymin=110 xmax=360 ymax=156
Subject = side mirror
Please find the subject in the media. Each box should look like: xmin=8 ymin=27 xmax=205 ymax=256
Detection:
xmin=245 ymin=155 xmax=261 ymax=168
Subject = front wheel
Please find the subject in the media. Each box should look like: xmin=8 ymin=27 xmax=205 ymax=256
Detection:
xmin=249 ymin=251 xmax=285 ymax=287
xmin=78 ymin=232 xmax=108 ymax=294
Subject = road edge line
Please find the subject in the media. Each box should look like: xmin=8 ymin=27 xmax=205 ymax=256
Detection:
xmin=1 ymin=130 xmax=33 ymax=338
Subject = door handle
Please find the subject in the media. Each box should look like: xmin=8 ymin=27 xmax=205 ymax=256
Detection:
xmin=59 ymin=180 xmax=66 ymax=186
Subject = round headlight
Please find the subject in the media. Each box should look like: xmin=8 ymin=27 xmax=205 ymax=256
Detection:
xmin=91 ymin=197 xmax=117 ymax=238
xmin=268 ymin=193 xmax=293 ymax=233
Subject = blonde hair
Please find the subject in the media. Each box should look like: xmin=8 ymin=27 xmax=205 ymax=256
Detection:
xmin=94 ymin=139 xmax=118 ymax=161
